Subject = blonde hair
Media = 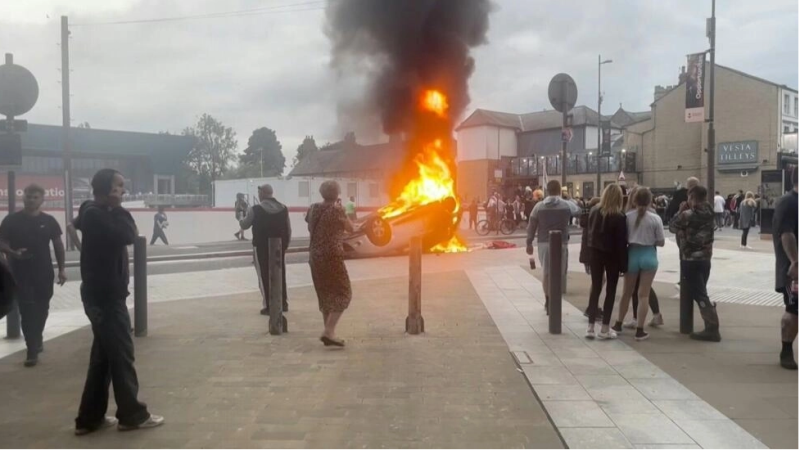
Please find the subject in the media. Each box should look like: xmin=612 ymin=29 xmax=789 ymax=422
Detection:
xmin=533 ymin=189 xmax=544 ymax=201
xmin=599 ymin=184 xmax=623 ymax=216
xmin=744 ymin=191 xmax=757 ymax=208
xmin=626 ymin=185 xmax=640 ymax=212
xmin=633 ymin=187 xmax=653 ymax=229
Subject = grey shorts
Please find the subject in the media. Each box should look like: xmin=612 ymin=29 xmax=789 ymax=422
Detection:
xmin=538 ymin=243 xmax=568 ymax=279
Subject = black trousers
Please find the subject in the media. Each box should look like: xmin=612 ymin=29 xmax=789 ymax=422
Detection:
xmin=150 ymin=227 xmax=169 ymax=245
xmin=741 ymin=227 xmax=750 ymax=246
xmin=76 ymin=290 xmax=149 ymax=429
xmin=17 ymin=281 xmax=52 ymax=354
xmin=632 ymin=274 xmax=660 ymax=318
xmin=680 ymin=260 xmax=712 ymax=309
xmin=587 ymin=249 xmax=621 ymax=325
xmin=253 ymin=246 xmax=287 ymax=310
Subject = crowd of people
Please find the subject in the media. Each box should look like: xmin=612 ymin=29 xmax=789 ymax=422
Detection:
xmin=524 ymin=173 xmax=797 ymax=370
xmin=0 ymin=165 xmax=794 ymax=438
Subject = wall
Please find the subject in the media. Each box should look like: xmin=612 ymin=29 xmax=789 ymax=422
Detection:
xmin=455 ymin=126 xmax=517 ymax=162
xmin=213 ymin=177 xmax=390 ymax=209
xmin=644 ymin=82 xmax=703 ymax=190
xmin=781 ymin=88 xmax=799 ymax=133
xmin=457 ymin=159 xmax=491 ymax=202
xmin=702 ymin=66 xmax=781 ymax=195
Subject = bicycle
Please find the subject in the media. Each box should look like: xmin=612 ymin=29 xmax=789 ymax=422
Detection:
xmin=476 ymin=216 xmax=516 ymax=236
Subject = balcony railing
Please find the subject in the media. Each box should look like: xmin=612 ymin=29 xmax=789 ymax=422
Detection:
xmin=504 ymin=152 xmax=636 ymax=178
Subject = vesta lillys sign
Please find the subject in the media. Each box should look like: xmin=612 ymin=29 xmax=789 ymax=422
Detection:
xmin=718 ymin=140 xmax=758 ymax=165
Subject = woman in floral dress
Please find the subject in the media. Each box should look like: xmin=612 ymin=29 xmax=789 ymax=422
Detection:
xmin=306 ymin=180 xmax=354 ymax=347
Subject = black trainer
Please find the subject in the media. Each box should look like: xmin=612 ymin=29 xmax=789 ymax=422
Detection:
xmin=23 ymin=350 xmax=38 ymax=367
xmin=780 ymin=353 xmax=798 ymax=370
xmin=611 ymin=321 xmax=623 ymax=333
xmin=634 ymin=328 xmax=649 ymax=341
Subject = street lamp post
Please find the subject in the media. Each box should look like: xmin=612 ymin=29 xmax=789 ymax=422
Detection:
xmin=597 ymin=55 xmax=613 ymax=193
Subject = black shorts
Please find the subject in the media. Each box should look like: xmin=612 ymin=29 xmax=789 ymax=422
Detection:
xmin=784 ymin=288 xmax=798 ymax=316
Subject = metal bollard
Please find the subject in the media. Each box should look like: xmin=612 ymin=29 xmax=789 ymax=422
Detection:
xmin=679 ymin=269 xmax=693 ymax=334
xmin=5 ymin=301 xmax=20 ymax=340
xmin=268 ymin=237 xmax=287 ymax=335
xmin=406 ymin=236 xmax=424 ymax=334
xmin=548 ymin=230 xmax=563 ymax=334
xmin=133 ymin=235 xmax=148 ymax=337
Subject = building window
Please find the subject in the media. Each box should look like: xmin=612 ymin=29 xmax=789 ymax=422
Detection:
xmin=795 ymin=97 xmax=798 ymax=117
xmin=785 ymin=126 xmax=791 ymax=133
xmin=298 ymin=181 xmax=309 ymax=198
xmin=785 ymin=94 xmax=791 ymax=114
xmin=369 ymin=183 xmax=379 ymax=199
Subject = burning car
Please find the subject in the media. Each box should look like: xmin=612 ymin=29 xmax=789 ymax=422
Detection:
xmin=343 ymin=197 xmax=459 ymax=258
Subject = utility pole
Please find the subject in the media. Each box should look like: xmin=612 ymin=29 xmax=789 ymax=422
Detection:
xmin=61 ymin=16 xmax=74 ymax=250
xmin=597 ymin=56 xmax=613 ymax=196
xmin=706 ymin=0 xmax=716 ymax=193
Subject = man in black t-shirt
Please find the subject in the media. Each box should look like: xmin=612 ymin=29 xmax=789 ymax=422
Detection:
xmin=773 ymin=168 xmax=799 ymax=370
xmin=0 ymin=184 xmax=66 ymax=367
xmin=72 ymin=169 xmax=164 ymax=435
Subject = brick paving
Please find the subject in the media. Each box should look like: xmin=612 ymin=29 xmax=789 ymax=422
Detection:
xmin=0 ymin=272 xmax=562 ymax=449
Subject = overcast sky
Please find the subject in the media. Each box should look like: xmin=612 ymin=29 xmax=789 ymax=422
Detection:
xmin=1 ymin=0 xmax=797 ymax=168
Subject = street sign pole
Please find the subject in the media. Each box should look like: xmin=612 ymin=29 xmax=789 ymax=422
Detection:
xmin=548 ymin=74 xmax=578 ymax=190
xmin=61 ymin=16 xmax=74 ymax=250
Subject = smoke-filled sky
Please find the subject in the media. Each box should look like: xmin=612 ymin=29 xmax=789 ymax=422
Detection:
xmin=1 ymin=0 xmax=797 ymax=167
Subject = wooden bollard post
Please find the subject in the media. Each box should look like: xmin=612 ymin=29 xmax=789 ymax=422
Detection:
xmin=268 ymin=237 xmax=287 ymax=335
xmin=406 ymin=236 xmax=424 ymax=334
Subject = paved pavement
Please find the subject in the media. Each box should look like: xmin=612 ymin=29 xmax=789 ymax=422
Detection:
xmin=0 ymin=274 xmax=562 ymax=449
xmin=0 ymin=230 xmax=793 ymax=448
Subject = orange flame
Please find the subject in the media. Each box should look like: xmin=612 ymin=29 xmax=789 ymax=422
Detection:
xmin=421 ymin=89 xmax=448 ymax=118
xmin=378 ymin=89 xmax=467 ymax=253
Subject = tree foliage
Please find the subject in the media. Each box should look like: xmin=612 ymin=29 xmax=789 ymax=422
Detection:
xmin=293 ymin=135 xmax=318 ymax=167
xmin=182 ymin=114 xmax=238 ymax=194
xmin=239 ymin=127 xmax=285 ymax=177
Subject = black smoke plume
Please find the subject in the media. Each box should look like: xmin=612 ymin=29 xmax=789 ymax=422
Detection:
xmin=326 ymin=0 xmax=492 ymax=135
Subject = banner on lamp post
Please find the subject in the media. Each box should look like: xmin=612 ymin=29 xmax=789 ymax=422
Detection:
xmin=685 ymin=52 xmax=706 ymax=123
xmin=601 ymin=120 xmax=611 ymax=156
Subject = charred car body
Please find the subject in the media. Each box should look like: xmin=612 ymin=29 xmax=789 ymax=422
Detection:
xmin=342 ymin=197 xmax=459 ymax=258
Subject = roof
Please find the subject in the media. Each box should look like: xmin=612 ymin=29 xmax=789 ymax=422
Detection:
xmin=651 ymin=62 xmax=799 ymax=106
xmin=457 ymin=105 xmax=623 ymax=132
xmin=289 ymin=140 xmax=406 ymax=177
xmin=21 ymin=124 xmax=194 ymax=170
xmin=611 ymin=107 xmax=652 ymax=127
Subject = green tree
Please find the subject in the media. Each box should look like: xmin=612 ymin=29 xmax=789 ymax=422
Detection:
xmin=182 ymin=114 xmax=238 ymax=194
xmin=293 ymin=135 xmax=318 ymax=167
xmin=239 ymin=127 xmax=285 ymax=177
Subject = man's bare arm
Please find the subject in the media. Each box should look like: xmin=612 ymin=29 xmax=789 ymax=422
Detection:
xmin=53 ymin=236 xmax=66 ymax=271
xmin=66 ymin=223 xmax=81 ymax=252
xmin=782 ymin=232 xmax=798 ymax=279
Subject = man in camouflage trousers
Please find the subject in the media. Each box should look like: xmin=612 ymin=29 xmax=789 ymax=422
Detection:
xmin=669 ymin=185 xmax=720 ymax=342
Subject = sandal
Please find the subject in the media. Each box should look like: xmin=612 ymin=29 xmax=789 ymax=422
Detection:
xmin=320 ymin=336 xmax=345 ymax=347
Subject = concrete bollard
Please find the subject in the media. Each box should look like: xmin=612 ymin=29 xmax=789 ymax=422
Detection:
xmin=406 ymin=236 xmax=424 ymax=334
xmin=133 ymin=235 xmax=148 ymax=337
xmin=679 ymin=273 xmax=693 ymax=334
xmin=548 ymin=230 xmax=562 ymax=335
xmin=268 ymin=237 xmax=287 ymax=335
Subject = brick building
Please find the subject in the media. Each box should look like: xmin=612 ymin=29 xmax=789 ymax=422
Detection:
xmin=630 ymin=63 xmax=797 ymax=196
xmin=455 ymin=63 xmax=798 ymax=201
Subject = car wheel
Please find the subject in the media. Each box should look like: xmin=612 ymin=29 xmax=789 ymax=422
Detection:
xmin=364 ymin=216 xmax=392 ymax=247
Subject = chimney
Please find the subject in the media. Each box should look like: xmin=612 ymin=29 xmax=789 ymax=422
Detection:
xmin=678 ymin=65 xmax=687 ymax=85
xmin=654 ymin=85 xmax=668 ymax=102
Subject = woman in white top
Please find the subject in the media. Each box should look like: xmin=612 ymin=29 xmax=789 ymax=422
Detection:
xmin=613 ymin=187 xmax=665 ymax=341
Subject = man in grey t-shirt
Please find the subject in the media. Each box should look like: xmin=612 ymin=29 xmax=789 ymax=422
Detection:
xmin=526 ymin=180 xmax=580 ymax=313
